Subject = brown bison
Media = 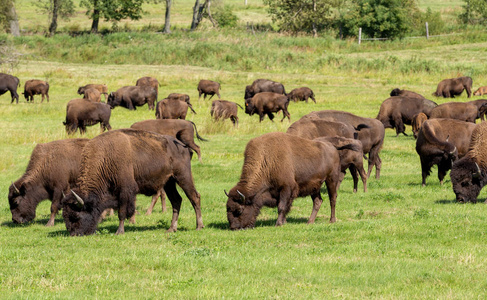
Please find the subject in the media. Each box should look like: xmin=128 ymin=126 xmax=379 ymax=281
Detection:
xmin=82 ymin=88 xmax=102 ymax=102
xmin=450 ymin=122 xmax=487 ymax=203
xmin=155 ymin=98 xmax=190 ymax=120
xmin=0 ymin=73 xmax=20 ymax=103
xmin=390 ymin=88 xmax=425 ymax=99
xmin=210 ymin=100 xmax=243 ymax=127
xmin=226 ymin=132 xmax=343 ymax=230
xmin=64 ymin=98 xmax=112 ymax=134
xmin=136 ymin=76 xmax=159 ymax=99
xmin=167 ymin=93 xmax=196 ymax=114
xmin=78 ymin=84 xmax=108 ymax=101
xmin=61 ymin=129 xmax=204 ymax=235
xmin=411 ymin=112 xmax=428 ymax=139
xmin=376 ymin=96 xmax=438 ymax=136
xmin=433 ymin=76 xmax=473 ymax=98
xmin=107 ymin=86 xmax=157 ymax=110
xmin=467 ymin=99 xmax=487 ymax=120
xmin=244 ymin=79 xmax=286 ymax=99
xmin=245 ymin=92 xmax=291 ymax=122
xmin=286 ymin=118 xmax=362 ymax=140
xmin=303 ymin=110 xmax=385 ymax=179
xmin=429 ymin=101 xmax=486 ymax=123
xmin=315 ymin=136 xmax=367 ymax=193
xmin=130 ymin=119 xmax=207 ymax=163
xmin=415 ymin=118 xmax=476 ymax=186
xmin=23 ymin=79 xmax=49 ymax=103
xmin=473 ymin=86 xmax=487 ymax=96
xmin=197 ymin=79 xmax=221 ymax=100
xmin=9 ymin=138 xmax=89 ymax=226
xmin=287 ymin=87 xmax=316 ymax=103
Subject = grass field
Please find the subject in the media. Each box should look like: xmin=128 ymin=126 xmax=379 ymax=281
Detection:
xmin=3 ymin=1 xmax=487 ymax=299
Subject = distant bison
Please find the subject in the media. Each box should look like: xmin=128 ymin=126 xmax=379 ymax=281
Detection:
xmin=197 ymin=79 xmax=221 ymax=101
xmin=155 ymin=98 xmax=190 ymax=120
xmin=167 ymin=93 xmax=196 ymax=114
xmin=226 ymin=132 xmax=343 ymax=230
xmin=286 ymin=118 xmax=361 ymax=140
xmin=136 ymin=76 xmax=159 ymax=99
xmin=245 ymin=92 xmax=291 ymax=122
xmin=9 ymin=138 xmax=89 ymax=226
xmin=23 ymin=79 xmax=49 ymax=103
xmin=0 ymin=73 xmax=20 ymax=103
xmin=467 ymin=99 xmax=487 ymax=121
xmin=287 ymin=87 xmax=316 ymax=103
xmin=390 ymin=88 xmax=425 ymax=99
xmin=61 ymin=129 xmax=203 ymax=235
xmin=433 ymin=76 xmax=473 ymax=98
xmin=210 ymin=100 xmax=243 ymax=127
xmin=473 ymin=86 xmax=487 ymax=96
xmin=429 ymin=101 xmax=486 ymax=123
xmin=82 ymin=88 xmax=101 ymax=102
xmin=64 ymin=98 xmax=112 ymax=134
xmin=244 ymin=79 xmax=286 ymax=99
xmin=107 ymin=86 xmax=157 ymax=110
xmin=415 ymin=118 xmax=476 ymax=186
xmin=78 ymin=84 xmax=108 ymax=101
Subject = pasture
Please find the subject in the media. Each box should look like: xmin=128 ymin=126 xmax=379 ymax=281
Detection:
xmin=2 ymin=1 xmax=487 ymax=299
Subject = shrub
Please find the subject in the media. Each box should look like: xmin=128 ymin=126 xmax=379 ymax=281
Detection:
xmin=213 ymin=5 xmax=238 ymax=28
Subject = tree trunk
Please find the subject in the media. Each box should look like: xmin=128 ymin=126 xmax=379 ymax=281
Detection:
xmin=190 ymin=0 xmax=205 ymax=31
xmin=49 ymin=0 xmax=60 ymax=36
xmin=312 ymin=0 xmax=317 ymax=38
xmin=91 ymin=0 xmax=100 ymax=33
xmin=163 ymin=0 xmax=172 ymax=33
xmin=207 ymin=0 xmax=217 ymax=27
xmin=9 ymin=4 xmax=20 ymax=37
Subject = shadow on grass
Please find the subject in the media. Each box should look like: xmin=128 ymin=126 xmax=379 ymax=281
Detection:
xmin=435 ymin=198 xmax=487 ymax=205
xmin=206 ymin=216 xmax=309 ymax=231
xmin=1 ymin=216 xmax=60 ymax=228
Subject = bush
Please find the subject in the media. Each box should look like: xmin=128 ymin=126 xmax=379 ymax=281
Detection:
xmin=213 ymin=5 xmax=238 ymax=28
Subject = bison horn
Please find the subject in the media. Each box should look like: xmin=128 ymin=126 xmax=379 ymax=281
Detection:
xmin=71 ymin=190 xmax=84 ymax=207
xmin=450 ymin=146 xmax=457 ymax=156
xmin=11 ymin=182 xmax=20 ymax=194
xmin=237 ymin=190 xmax=245 ymax=202
xmin=224 ymin=189 xmax=230 ymax=197
xmin=473 ymin=162 xmax=482 ymax=179
xmin=445 ymin=135 xmax=450 ymax=142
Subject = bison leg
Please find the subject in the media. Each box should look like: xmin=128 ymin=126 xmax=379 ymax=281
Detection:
xmin=349 ymin=165 xmax=359 ymax=193
xmin=325 ymin=177 xmax=339 ymax=223
xmin=308 ymin=192 xmax=323 ymax=224
xmin=276 ymin=186 xmax=294 ymax=226
xmin=48 ymin=188 xmax=64 ymax=226
xmin=208 ymin=93 xmax=215 ymax=101
xmin=177 ymin=175 xmax=204 ymax=231
xmin=115 ymin=184 xmax=137 ymax=235
xmin=367 ymin=147 xmax=382 ymax=179
xmin=310 ymin=94 xmax=316 ymax=103
xmin=281 ymin=109 xmax=291 ymax=122
xmin=146 ymin=189 xmax=166 ymax=215
xmin=466 ymin=86 xmax=472 ymax=98
xmin=164 ymin=178 xmax=183 ymax=232
xmin=420 ymin=157 xmax=432 ymax=187
xmin=231 ymin=116 xmax=238 ymax=127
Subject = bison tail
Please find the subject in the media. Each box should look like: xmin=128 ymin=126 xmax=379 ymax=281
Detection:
xmin=355 ymin=124 xmax=370 ymax=131
xmin=236 ymin=103 xmax=244 ymax=110
xmin=189 ymin=121 xmax=209 ymax=142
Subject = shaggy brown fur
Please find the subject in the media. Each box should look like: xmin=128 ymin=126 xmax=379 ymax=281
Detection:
xmin=155 ymin=98 xmax=190 ymax=120
xmin=136 ymin=76 xmax=159 ymax=99
xmin=197 ymin=79 xmax=221 ymax=101
xmin=244 ymin=79 xmax=286 ymax=99
xmin=467 ymin=99 xmax=487 ymax=120
xmin=433 ymin=76 xmax=473 ymax=98
xmin=210 ymin=100 xmax=243 ymax=127
xmin=390 ymin=88 xmax=425 ymax=99
xmin=63 ymin=98 xmax=112 ymax=134
xmin=167 ymin=93 xmax=196 ymax=114
xmin=82 ymin=88 xmax=101 ymax=102
xmin=0 ymin=73 xmax=20 ymax=103
xmin=286 ymin=118 xmax=357 ymax=140
xmin=287 ymin=87 xmax=316 ymax=103
xmin=78 ymin=84 xmax=108 ymax=101
xmin=411 ymin=112 xmax=428 ymax=139
xmin=429 ymin=102 xmax=480 ymax=123
xmin=245 ymin=92 xmax=291 ymax=122
xmin=23 ymin=79 xmax=49 ymax=103
xmin=107 ymin=85 xmax=157 ymax=110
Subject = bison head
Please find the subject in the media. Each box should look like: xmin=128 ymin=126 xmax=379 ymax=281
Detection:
xmin=106 ymin=92 xmax=119 ymax=109
xmin=244 ymin=98 xmax=255 ymax=116
xmin=77 ymin=87 xmax=84 ymax=95
xmin=244 ymin=85 xmax=253 ymax=100
xmin=8 ymin=182 xmax=36 ymax=224
xmin=225 ymin=189 xmax=260 ymax=230
xmin=61 ymin=191 xmax=100 ymax=236
xmin=450 ymin=157 xmax=487 ymax=203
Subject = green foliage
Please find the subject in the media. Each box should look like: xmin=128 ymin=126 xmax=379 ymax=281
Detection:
xmin=80 ymin=0 xmax=144 ymax=23
xmin=408 ymin=7 xmax=445 ymax=36
xmin=35 ymin=0 xmax=75 ymax=21
xmin=212 ymin=5 xmax=238 ymax=28
xmin=460 ymin=0 xmax=487 ymax=25
xmin=0 ymin=0 xmax=14 ymax=32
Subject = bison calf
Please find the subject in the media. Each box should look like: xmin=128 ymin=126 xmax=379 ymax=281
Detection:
xmin=197 ymin=79 xmax=221 ymax=101
xmin=78 ymin=84 xmax=108 ymax=101
xmin=211 ymin=100 xmax=243 ymax=127
xmin=287 ymin=87 xmax=316 ymax=103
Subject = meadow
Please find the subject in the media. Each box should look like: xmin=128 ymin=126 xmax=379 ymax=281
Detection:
xmin=2 ymin=1 xmax=487 ymax=299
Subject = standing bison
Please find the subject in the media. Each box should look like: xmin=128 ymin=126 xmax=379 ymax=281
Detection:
xmin=287 ymin=87 xmax=316 ymax=103
xmin=433 ymin=76 xmax=473 ymax=98
xmin=78 ymin=84 xmax=108 ymax=101
xmin=197 ymin=79 xmax=221 ymax=100
xmin=136 ymin=76 xmax=159 ymax=99
xmin=411 ymin=113 xmax=428 ymax=139
xmin=226 ymin=132 xmax=343 ymax=230
xmin=0 ymin=73 xmax=20 ymax=103
xmin=429 ymin=101 xmax=485 ymax=123
xmin=244 ymin=79 xmax=286 ymax=99
xmin=390 ymin=88 xmax=425 ymax=99
xmin=64 ymin=98 xmax=112 ymax=134
xmin=107 ymin=86 xmax=157 ymax=110
xmin=155 ymin=98 xmax=191 ymax=120
xmin=9 ymin=138 xmax=89 ymax=226
xmin=61 ymin=129 xmax=204 ymax=235
xmin=82 ymin=88 xmax=102 ymax=102
xmin=210 ymin=100 xmax=243 ymax=127
xmin=245 ymin=92 xmax=291 ymax=122
xmin=23 ymin=79 xmax=49 ymax=103
xmin=167 ymin=93 xmax=196 ymax=114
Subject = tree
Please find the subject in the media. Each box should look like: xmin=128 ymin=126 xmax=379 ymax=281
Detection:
xmin=163 ymin=0 xmax=172 ymax=33
xmin=190 ymin=0 xmax=217 ymax=30
xmin=36 ymin=0 xmax=75 ymax=36
xmin=0 ymin=0 xmax=19 ymax=36
xmin=460 ymin=0 xmax=487 ymax=25
xmin=80 ymin=0 xmax=144 ymax=33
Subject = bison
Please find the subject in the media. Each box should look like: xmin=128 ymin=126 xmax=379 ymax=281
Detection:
xmin=245 ymin=92 xmax=291 ymax=122
xmin=23 ymin=79 xmax=49 ymax=103
xmin=244 ymin=79 xmax=286 ymax=99
xmin=63 ymin=98 xmax=112 ymax=134
xmin=450 ymin=122 xmax=487 ymax=203
xmin=82 ymin=88 xmax=102 ymax=102
xmin=226 ymin=132 xmax=343 ymax=230
xmin=467 ymin=99 xmax=487 ymax=121
xmin=390 ymin=88 xmax=425 ymax=99
xmin=78 ymin=84 xmax=108 ymax=101
xmin=415 ymin=118 xmax=476 ymax=186
xmin=429 ymin=101 xmax=486 ymax=123
xmin=433 ymin=76 xmax=473 ymax=98
xmin=9 ymin=138 xmax=89 ymax=226
xmin=107 ymin=86 xmax=157 ymax=110
xmin=473 ymin=86 xmax=487 ymax=96
xmin=197 ymin=79 xmax=221 ymax=101
xmin=210 ymin=100 xmax=243 ymax=127
xmin=376 ymin=96 xmax=438 ymax=136
xmin=155 ymin=98 xmax=191 ymax=120
xmin=411 ymin=112 xmax=428 ymax=139
xmin=286 ymin=118 xmax=364 ymax=140
xmin=0 ymin=73 xmax=20 ymax=103
xmin=287 ymin=87 xmax=316 ymax=103
xmin=61 ymin=129 xmax=203 ymax=235
xmin=136 ymin=76 xmax=159 ymax=99
xmin=167 ymin=93 xmax=196 ymax=114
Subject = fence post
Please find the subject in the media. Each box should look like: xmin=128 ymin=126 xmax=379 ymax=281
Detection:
xmin=358 ymin=27 xmax=362 ymax=45
xmin=245 ymin=0 xmax=247 ymax=5
xmin=425 ymin=22 xmax=429 ymax=39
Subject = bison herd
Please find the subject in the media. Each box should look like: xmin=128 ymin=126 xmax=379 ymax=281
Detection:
xmin=3 ymin=73 xmax=487 ymax=235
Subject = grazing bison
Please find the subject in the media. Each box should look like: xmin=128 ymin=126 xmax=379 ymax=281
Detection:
xmin=467 ymin=99 xmax=487 ymax=121
xmin=286 ymin=118 xmax=362 ymax=140
xmin=473 ymin=86 xmax=487 ymax=96
xmin=136 ymin=76 xmax=159 ymax=99
xmin=245 ymin=92 xmax=291 ymax=122
xmin=226 ymin=132 xmax=343 ymax=230
xmin=155 ymin=98 xmax=190 ymax=120
xmin=63 ymin=98 xmax=112 ymax=134
xmin=130 ymin=119 xmax=207 ymax=163
xmin=23 ymin=79 xmax=49 ymax=103
xmin=78 ymin=84 xmax=108 ymax=101
xmin=390 ymin=88 xmax=425 ymax=99
xmin=433 ymin=76 xmax=473 ymax=98
xmin=429 ymin=101 xmax=485 ymax=123
xmin=61 ymin=129 xmax=203 ymax=235
xmin=287 ymin=87 xmax=316 ymax=103
xmin=450 ymin=122 xmax=487 ymax=203
xmin=197 ymin=79 xmax=221 ymax=101
xmin=376 ymin=96 xmax=438 ymax=136
xmin=244 ymin=79 xmax=286 ymax=99
xmin=411 ymin=112 xmax=428 ymax=139
xmin=315 ymin=136 xmax=367 ymax=193
xmin=107 ymin=86 xmax=157 ymax=110
xmin=82 ymin=88 xmax=101 ymax=102
xmin=0 ymin=73 xmax=20 ymax=103
xmin=167 ymin=93 xmax=196 ymax=114
xmin=415 ymin=118 xmax=476 ymax=186
xmin=303 ymin=110 xmax=385 ymax=179
xmin=210 ymin=100 xmax=243 ymax=127
xmin=9 ymin=138 xmax=89 ymax=226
